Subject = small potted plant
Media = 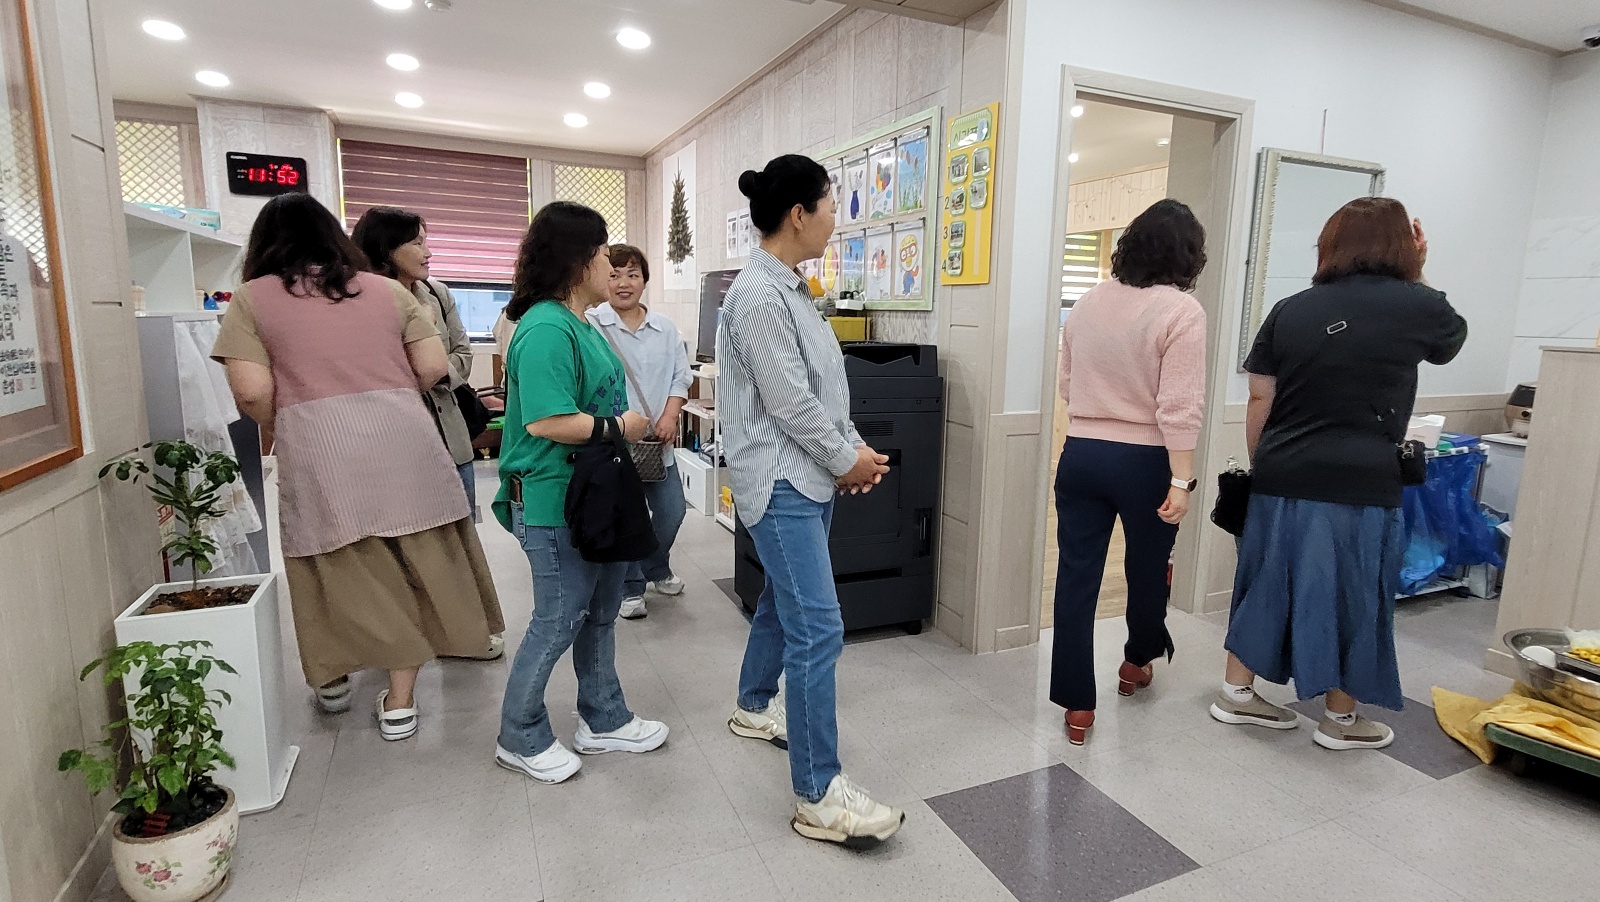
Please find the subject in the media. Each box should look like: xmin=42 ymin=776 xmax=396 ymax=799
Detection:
xmin=59 ymin=641 xmax=241 ymax=902
xmin=103 ymin=440 xmax=297 ymax=814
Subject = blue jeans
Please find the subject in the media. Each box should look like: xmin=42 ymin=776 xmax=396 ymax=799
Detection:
xmin=498 ymin=504 xmax=634 ymax=756
xmin=736 ymin=480 xmax=843 ymax=803
xmin=457 ymin=460 xmax=479 ymax=522
xmin=623 ymin=472 xmax=688 ymax=597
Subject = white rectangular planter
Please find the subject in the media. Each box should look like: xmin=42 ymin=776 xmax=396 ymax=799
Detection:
xmin=113 ymin=573 xmax=299 ymax=814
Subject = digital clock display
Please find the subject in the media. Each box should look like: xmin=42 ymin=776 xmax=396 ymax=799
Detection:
xmin=225 ymin=152 xmax=309 ymax=197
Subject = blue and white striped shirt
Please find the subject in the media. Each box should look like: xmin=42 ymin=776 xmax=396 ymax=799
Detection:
xmin=717 ymin=248 xmax=862 ymax=525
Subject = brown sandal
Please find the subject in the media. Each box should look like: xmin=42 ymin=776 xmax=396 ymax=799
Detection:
xmin=1118 ymin=661 xmax=1154 ymax=697
xmin=1065 ymin=710 xmax=1095 ymax=746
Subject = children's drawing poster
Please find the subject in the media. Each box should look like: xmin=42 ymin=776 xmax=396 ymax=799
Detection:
xmin=868 ymin=142 xmax=896 ymax=220
xmin=821 ymin=240 xmax=841 ymax=294
xmin=895 ymin=128 xmax=929 ymax=215
xmin=892 ymin=220 xmax=924 ymax=301
xmin=843 ymin=155 xmax=868 ymax=225
xmin=841 ymin=232 xmax=865 ymax=296
xmin=826 ymin=163 xmax=843 ymax=225
xmin=865 ymin=226 xmax=893 ymax=301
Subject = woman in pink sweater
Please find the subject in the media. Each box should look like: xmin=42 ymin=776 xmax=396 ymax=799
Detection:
xmin=1052 ymin=199 xmax=1207 ymax=746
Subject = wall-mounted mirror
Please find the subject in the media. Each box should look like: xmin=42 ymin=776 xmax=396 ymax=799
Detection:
xmin=1238 ymin=149 xmax=1385 ymax=367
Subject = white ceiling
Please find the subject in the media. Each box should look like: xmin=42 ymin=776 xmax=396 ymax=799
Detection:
xmin=101 ymin=0 xmax=844 ymax=156
xmin=1374 ymin=0 xmax=1600 ymax=52
xmin=1066 ymin=100 xmax=1171 ymax=184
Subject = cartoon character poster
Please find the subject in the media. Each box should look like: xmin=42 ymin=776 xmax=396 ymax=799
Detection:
xmin=893 ymin=220 xmax=924 ymax=300
xmin=841 ymin=232 xmax=866 ymax=296
xmin=868 ymin=142 xmax=896 ymax=220
xmin=865 ymin=226 xmax=893 ymax=301
xmin=895 ymin=129 xmax=929 ymax=215
xmin=843 ymin=155 xmax=868 ymax=225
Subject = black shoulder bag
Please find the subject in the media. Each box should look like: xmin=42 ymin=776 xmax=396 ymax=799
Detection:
xmin=1210 ymin=457 xmax=1253 ymax=537
xmin=564 ymin=417 xmax=660 ymax=563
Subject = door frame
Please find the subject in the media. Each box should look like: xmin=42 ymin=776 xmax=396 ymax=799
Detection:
xmin=1031 ymin=68 xmax=1256 ymax=627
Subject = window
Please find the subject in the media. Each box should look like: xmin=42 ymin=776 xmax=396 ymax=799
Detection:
xmin=552 ymin=164 xmax=628 ymax=244
xmin=340 ymin=140 xmax=531 ymax=283
xmin=442 ymin=281 xmax=513 ymax=340
xmin=1061 ymin=231 xmax=1107 ymax=307
xmin=116 ymin=119 xmax=188 ymax=208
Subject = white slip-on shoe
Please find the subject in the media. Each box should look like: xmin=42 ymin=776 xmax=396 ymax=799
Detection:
xmin=315 ymin=677 xmax=352 ymax=714
xmin=1208 ymin=690 xmax=1301 ymax=730
xmin=793 ymin=774 xmax=905 ymax=849
xmin=1314 ymin=714 xmax=1395 ymax=750
xmin=374 ymin=690 xmax=418 ymax=742
xmin=495 ymin=741 xmax=582 ymax=784
xmin=619 ymin=596 xmax=648 ymax=620
xmin=651 ymin=575 xmax=686 ymax=596
xmin=574 ymin=716 xmax=669 ymax=755
xmin=728 ymin=693 xmax=788 ymax=749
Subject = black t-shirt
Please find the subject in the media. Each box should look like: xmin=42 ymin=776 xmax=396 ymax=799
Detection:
xmin=1245 ymin=274 xmax=1468 ymax=509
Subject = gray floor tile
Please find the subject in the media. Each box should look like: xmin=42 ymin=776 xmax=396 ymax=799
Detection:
xmin=1205 ymin=820 xmax=1465 ymax=902
xmin=1109 ymin=869 xmax=1238 ymax=902
xmin=1393 ymin=594 xmax=1500 ymax=670
xmin=1288 ymin=697 xmax=1482 ymax=780
xmin=928 ymin=764 xmax=1197 ymax=902
xmin=544 ymin=846 xmax=781 ymax=902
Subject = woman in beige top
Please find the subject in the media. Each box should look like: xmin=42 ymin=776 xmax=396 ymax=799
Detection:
xmin=212 ymin=194 xmax=504 ymax=742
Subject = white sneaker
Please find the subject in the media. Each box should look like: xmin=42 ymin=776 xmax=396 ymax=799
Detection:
xmin=729 ymin=693 xmax=788 ymax=749
xmin=793 ymin=774 xmax=905 ymax=848
xmin=315 ymin=677 xmax=352 ymax=714
xmin=620 ymin=596 xmax=648 ymax=619
xmin=651 ymin=575 xmax=686 ymax=596
xmin=574 ymin=716 xmax=669 ymax=755
xmin=495 ymin=741 xmax=582 ymax=784
xmin=374 ymin=690 xmax=418 ymax=741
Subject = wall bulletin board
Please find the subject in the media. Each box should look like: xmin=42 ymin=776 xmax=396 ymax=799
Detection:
xmin=0 ymin=0 xmax=81 ymax=491
xmin=807 ymin=107 xmax=940 ymax=312
xmin=940 ymin=103 xmax=999 ymax=286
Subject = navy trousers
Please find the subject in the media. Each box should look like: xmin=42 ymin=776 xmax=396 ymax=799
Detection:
xmin=1050 ymin=437 xmax=1179 ymax=712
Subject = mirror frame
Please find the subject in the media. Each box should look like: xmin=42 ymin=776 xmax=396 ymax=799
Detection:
xmin=1237 ymin=148 xmax=1385 ymax=368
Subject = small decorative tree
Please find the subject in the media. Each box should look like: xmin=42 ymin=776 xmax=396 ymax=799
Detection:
xmin=667 ymin=167 xmax=694 ymax=265
xmin=101 ymin=440 xmax=241 ymax=593
xmin=59 ymin=640 xmax=237 ymax=835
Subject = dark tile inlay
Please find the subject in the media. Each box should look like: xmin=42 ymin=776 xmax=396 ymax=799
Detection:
xmin=927 ymin=764 xmax=1198 ymax=902
xmin=1289 ymin=696 xmax=1482 ymax=780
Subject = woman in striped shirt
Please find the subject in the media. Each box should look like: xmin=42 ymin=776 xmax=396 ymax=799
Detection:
xmin=719 ymin=154 xmax=904 ymax=848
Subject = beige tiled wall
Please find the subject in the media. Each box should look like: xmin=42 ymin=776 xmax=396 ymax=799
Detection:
xmin=0 ymin=1 xmax=162 ymax=900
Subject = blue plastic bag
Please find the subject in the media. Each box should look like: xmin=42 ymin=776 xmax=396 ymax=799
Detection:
xmin=1398 ymin=451 xmax=1504 ymax=595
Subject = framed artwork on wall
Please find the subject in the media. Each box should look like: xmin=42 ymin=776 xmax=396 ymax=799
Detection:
xmin=0 ymin=0 xmax=82 ymax=491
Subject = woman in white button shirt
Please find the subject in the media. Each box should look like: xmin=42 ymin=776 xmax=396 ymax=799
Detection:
xmin=587 ymin=244 xmax=692 ymax=620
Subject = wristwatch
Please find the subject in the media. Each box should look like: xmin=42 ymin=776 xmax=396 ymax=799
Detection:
xmin=1171 ymin=477 xmax=1198 ymax=492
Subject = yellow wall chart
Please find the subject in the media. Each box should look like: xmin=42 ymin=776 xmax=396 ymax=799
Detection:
xmin=940 ymin=103 xmax=999 ymax=286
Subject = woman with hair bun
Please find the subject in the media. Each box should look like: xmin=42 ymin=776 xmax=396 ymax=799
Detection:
xmin=719 ymin=154 xmax=904 ymax=848
xmin=1051 ymin=198 xmax=1209 ymax=747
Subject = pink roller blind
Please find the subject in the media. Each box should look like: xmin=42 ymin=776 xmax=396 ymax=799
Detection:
xmin=340 ymin=140 xmax=530 ymax=282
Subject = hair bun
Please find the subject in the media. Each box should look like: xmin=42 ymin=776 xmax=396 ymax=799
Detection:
xmin=738 ymin=169 xmax=764 ymax=198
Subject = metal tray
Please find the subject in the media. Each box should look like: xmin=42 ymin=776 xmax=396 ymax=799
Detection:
xmin=1556 ymin=651 xmax=1600 ymax=682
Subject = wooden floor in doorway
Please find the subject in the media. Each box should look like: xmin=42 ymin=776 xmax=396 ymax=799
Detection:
xmin=1042 ymin=391 xmax=1129 ymax=629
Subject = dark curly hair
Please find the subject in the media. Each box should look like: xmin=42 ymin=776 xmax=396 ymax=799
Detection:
xmin=242 ymin=193 xmax=369 ymax=301
xmin=1111 ymin=199 xmax=1207 ymax=291
xmin=506 ymin=201 xmax=609 ymax=321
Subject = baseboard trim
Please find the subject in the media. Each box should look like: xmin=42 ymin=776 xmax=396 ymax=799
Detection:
xmin=53 ymin=813 xmax=115 ymax=902
xmin=1202 ymin=589 xmax=1234 ymax=616
xmin=993 ymin=624 xmax=1035 ymax=651
xmin=1483 ymin=647 xmax=1520 ymax=681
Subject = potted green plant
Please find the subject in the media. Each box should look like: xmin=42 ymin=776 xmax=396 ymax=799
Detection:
xmin=59 ymin=640 xmax=241 ymax=902
xmin=103 ymin=440 xmax=298 ymax=814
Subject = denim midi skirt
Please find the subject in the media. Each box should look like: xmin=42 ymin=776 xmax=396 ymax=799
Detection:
xmin=1224 ymin=493 xmax=1405 ymax=710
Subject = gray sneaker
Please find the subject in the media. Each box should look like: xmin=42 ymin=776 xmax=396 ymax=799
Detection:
xmin=1314 ymin=714 xmax=1395 ymax=750
xmin=1209 ymin=690 xmax=1300 ymax=730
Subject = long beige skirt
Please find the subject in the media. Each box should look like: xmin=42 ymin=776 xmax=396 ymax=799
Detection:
xmin=284 ymin=518 xmax=506 ymax=688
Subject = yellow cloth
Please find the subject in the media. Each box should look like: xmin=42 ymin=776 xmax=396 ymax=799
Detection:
xmin=1432 ymin=684 xmax=1600 ymax=764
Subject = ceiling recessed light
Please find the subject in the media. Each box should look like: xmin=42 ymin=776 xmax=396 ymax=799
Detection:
xmin=584 ymin=82 xmax=612 ymax=99
xmin=564 ymin=112 xmax=590 ymax=128
xmin=616 ymin=28 xmax=651 ymax=50
xmin=1157 ymin=138 xmax=1171 ymax=147
xmin=1068 ymin=152 xmax=1080 ymax=163
xmin=194 ymin=70 xmax=230 ymax=88
xmin=387 ymin=53 xmax=419 ymax=71
xmin=373 ymin=0 xmax=413 ymax=10
xmin=395 ymin=92 xmax=424 ymax=108
xmin=141 ymin=19 xmax=185 ymax=41
xmin=1070 ymin=104 xmax=1084 ymax=118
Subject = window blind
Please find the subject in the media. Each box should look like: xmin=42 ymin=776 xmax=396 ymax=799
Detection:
xmin=340 ymin=140 xmax=530 ymax=282
xmin=1061 ymin=231 xmax=1104 ymax=306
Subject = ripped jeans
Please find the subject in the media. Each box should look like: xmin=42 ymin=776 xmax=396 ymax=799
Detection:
xmin=497 ymin=503 xmax=635 ymax=757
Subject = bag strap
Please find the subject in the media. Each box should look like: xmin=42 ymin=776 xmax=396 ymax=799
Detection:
xmin=597 ymin=320 xmax=656 ymax=423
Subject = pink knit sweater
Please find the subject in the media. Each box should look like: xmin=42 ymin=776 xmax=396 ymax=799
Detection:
xmin=1058 ymin=279 xmax=1206 ymax=452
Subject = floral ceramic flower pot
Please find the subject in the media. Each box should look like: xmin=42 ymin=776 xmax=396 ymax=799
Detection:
xmin=110 ymin=788 xmax=238 ymax=902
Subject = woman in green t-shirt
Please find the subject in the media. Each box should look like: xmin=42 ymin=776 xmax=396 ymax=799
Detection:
xmin=491 ymin=202 xmax=668 ymax=784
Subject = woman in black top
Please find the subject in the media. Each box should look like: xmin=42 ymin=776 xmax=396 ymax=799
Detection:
xmin=1209 ymin=197 xmax=1468 ymax=751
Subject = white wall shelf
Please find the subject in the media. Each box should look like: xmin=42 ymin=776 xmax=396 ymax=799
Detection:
xmin=124 ymin=202 xmax=244 ymax=312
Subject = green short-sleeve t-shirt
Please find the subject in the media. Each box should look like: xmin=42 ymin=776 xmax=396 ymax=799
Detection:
xmin=493 ymin=301 xmax=628 ymax=530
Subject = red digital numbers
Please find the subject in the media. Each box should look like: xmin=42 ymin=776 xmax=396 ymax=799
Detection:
xmin=245 ymin=165 xmax=300 ymax=185
xmin=277 ymin=168 xmax=299 ymax=185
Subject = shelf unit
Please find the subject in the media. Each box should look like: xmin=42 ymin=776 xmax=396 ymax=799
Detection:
xmin=124 ymin=202 xmax=244 ymax=312
xmin=685 ymin=366 xmax=735 ymax=531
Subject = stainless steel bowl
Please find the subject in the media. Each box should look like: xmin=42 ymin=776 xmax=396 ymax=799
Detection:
xmin=1504 ymin=628 xmax=1600 ymax=718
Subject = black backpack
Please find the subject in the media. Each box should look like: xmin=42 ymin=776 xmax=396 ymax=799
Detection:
xmin=564 ymin=416 xmax=659 ymax=563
